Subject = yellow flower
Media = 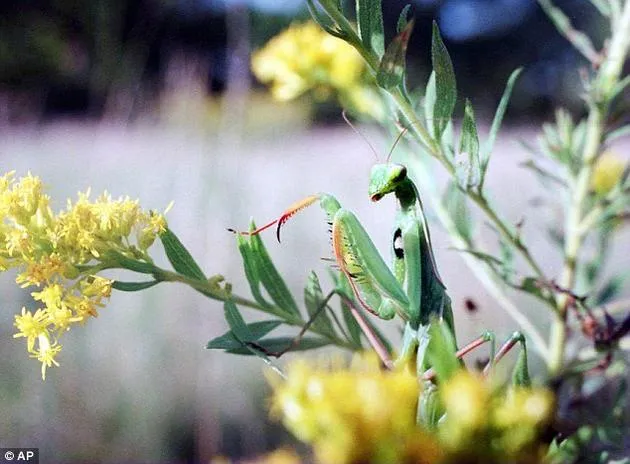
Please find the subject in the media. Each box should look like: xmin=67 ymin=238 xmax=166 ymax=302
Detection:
xmin=441 ymin=370 xmax=490 ymax=429
xmin=13 ymin=308 xmax=48 ymax=352
xmin=2 ymin=172 xmax=168 ymax=378
xmin=492 ymin=387 xmax=554 ymax=457
xmin=269 ymin=353 xmax=441 ymax=464
xmin=439 ymin=370 xmax=554 ymax=462
xmin=591 ymin=152 xmax=626 ymax=195
xmin=251 ymin=22 xmax=366 ymax=103
xmin=32 ymin=333 xmax=61 ymax=380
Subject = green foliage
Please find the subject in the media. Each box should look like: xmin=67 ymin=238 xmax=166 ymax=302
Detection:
xmin=430 ymin=22 xmax=457 ymax=140
xmin=356 ymin=0 xmax=385 ymax=57
xmin=376 ymin=19 xmax=414 ymax=90
xmin=160 ymin=229 xmax=207 ymax=281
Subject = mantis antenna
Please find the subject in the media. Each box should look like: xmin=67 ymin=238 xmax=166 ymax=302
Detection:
xmin=342 ymin=110 xmax=379 ymax=161
xmin=386 ymin=127 xmax=409 ymax=163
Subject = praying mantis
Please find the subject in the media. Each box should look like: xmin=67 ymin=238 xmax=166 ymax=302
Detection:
xmin=231 ymin=130 xmax=529 ymax=382
xmin=233 ymin=139 xmax=457 ymax=370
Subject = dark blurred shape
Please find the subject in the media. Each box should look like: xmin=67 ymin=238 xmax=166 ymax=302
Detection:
xmin=464 ymin=298 xmax=479 ymax=313
xmin=0 ymin=0 xmax=604 ymax=122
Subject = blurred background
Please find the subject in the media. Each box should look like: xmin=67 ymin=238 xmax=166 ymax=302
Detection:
xmin=0 ymin=0 xmax=625 ymax=462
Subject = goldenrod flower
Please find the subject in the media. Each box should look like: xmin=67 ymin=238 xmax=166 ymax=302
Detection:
xmin=269 ymin=353 xmax=441 ymax=464
xmin=591 ymin=152 xmax=626 ymax=196
xmin=2 ymin=172 xmax=168 ymax=379
xmin=251 ymin=21 xmax=386 ymax=119
xmin=439 ymin=370 xmax=554 ymax=462
xmin=13 ymin=308 xmax=48 ymax=352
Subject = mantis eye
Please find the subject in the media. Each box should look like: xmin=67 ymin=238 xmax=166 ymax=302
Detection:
xmin=393 ymin=166 xmax=407 ymax=182
xmin=371 ymin=193 xmax=383 ymax=202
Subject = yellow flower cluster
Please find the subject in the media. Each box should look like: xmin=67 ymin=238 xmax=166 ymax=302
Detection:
xmin=591 ymin=152 xmax=627 ymax=196
xmin=440 ymin=371 xmax=554 ymax=462
xmin=1 ymin=172 xmax=167 ymax=379
xmin=269 ymin=353 xmax=441 ymax=464
xmin=252 ymin=21 xmax=364 ymax=101
xmin=270 ymin=356 xmax=555 ymax=464
xmin=251 ymin=21 xmax=385 ymax=119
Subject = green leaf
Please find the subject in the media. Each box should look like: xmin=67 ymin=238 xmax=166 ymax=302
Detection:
xmin=104 ymin=250 xmax=157 ymax=274
xmin=249 ymin=222 xmax=300 ymax=316
xmin=511 ymin=341 xmax=531 ymax=386
xmin=458 ymin=99 xmax=481 ymax=188
xmin=396 ymin=4 xmax=412 ymax=34
xmin=425 ymin=319 xmax=460 ymax=383
xmin=224 ymin=300 xmax=253 ymax=342
xmin=518 ymin=276 xmax=555 ymax=306
xmin=226 ymin=336 xmax=331 ymax=355
xmin=443 ymin=181 xmax=473 ymax=243
xmin=520 ymin=159 xmax=568 ymax=188
xmin=480 ymin=68 xmax=522 ymax=185
xmin=376 ymin=19 xmax=415 ymax=90
xmin=112 ymin=280 xmax=160 ymax=292
xmin=160 ymin=228 xmax=206 ymax=281
xmin=206 ymin=320 xmax=283 ymax=350
xmin=431 ymin=21 xmax=457 ymax=139
xmin=424 ymin=72 xmax=437 ymax=138
xmin=304 ymin=271 xmax=335 ymax=336
xmin=456 ymin=248 xmax=503 ymax=266
xmin=593 ymin=275 xmax=626 ymax=305
xmin=307 ymin=0 xmax=348 ymax=40
xmin=236 ymin=234 xmax=273 ymax=309
xmin=356 ymin=0 xmax=385 ymax=57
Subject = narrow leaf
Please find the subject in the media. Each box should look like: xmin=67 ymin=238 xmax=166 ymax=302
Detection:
xmin=304 ymin=271 xmax=335 ymax=336
xmin=236 ymin=234 xmax=273 ymax=309
xmin=517 ymin=276 xmax=555 ymax=306
xmin=397 ymin=4 xmax=412 ymax=34
xmin=307 ymin=0 xmax=348 ymax=40
xmin=356 ymin=0 xmax=385 ymax=57
xmin=481 ymin=68 xmax=522 ymax=184
xmin=249 ymin=222 xmax=300 ymax=316
xmin=443 ymin=181 xmax=473 ymax=243
xmin=424 ymin=72 xmax=437 ymax=138
xmin=160 ymin=228 xmax=206 ymax=281
xmin=455 ymin=248 xmax=504 ymax=266
xmin=226 ymin=336 xmax=331 ymax=355
xmin=593 ymin=275 xmax=626 ymax=305
xmin=431 ymin=21 xmax=457 ymax=139
xmin=206 ymin=320 xmax=283 ymax=350
xmin=512 ymin=342 xmax=531 ymax=386
xmin=224 ymin=300 xmax=253 ymax=342
xmin=458 ymin=99 xmax=481 ymax=188
xmin=112 ymin=280 xmax=160 ymax=292
xmin=521 ymin=159 xmax=568 ymax=188
xmin=376 ymin=19 xmax=415 ymax=90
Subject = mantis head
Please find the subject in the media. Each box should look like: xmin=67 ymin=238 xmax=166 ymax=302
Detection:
xmin=368 ymin=163 xmax=408 ymax=202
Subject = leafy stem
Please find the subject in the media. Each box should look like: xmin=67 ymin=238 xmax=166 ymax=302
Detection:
xmin=546 ymin=0 xmax=630 ymax=375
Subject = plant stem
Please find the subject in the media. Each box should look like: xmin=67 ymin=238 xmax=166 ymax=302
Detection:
xmin=547 ymin=0 xmax=630 ymax=375
xmin=154 ymin=268 xmax=355 ymax=350
xmin=392 ymin=88 xmax=546 ymax=279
